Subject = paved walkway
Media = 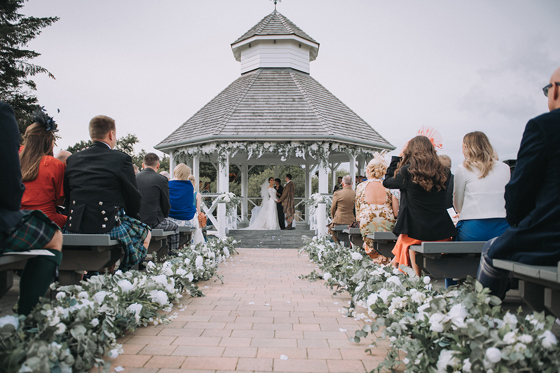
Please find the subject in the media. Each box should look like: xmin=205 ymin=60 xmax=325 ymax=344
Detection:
xmin=110 ymin=248 xmax=389 ymax=373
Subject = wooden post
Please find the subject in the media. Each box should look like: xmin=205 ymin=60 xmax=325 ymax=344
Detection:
xmin=193 ymin=155 xmax=200 ymax=191
xmin=169 ymin=151 xmax=177 ymax=173
xmin=349 ymin=154 xmax=356 ymax=190
xmin=241 ymin=162 xmax=249 ymax=223
xmin=304 ymin=163 xmax=311 ymax=224
xmin=317 ymin=161 xmax=328 ymax=237
xmin=217 ymin=153 xmax=229 ymax=238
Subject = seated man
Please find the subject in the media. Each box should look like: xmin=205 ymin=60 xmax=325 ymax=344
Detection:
xmin=477 ymin=66 xmax=560 ymax=299
xmin=136 ymin=153 xmax=180 ymax=253
xmin=0 ymin=102 xmax=62 ymax=315
xmin=329 ymin=175 xmax=356 ymax=244
xmin=64 ymin=115 xmax=151 ymax=270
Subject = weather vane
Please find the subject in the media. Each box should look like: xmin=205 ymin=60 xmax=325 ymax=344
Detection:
xmin=271 ymin=0 xmax=281 ymax=10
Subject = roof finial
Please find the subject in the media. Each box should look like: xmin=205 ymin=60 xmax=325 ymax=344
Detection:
xmin=271 ymin=0 xmax=281 ymax=10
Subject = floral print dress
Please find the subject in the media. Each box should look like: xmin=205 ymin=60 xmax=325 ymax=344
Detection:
xmin=355 ymin=179 xmax=396 ymax=263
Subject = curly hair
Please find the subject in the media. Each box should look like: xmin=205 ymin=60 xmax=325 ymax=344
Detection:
xmin=366 ymin=157 xmax=388 ymax=179
xmin=396 ymin=136 xmax=448 ymax=192
xmin=462 ymin=131 xmax=495 ymax=179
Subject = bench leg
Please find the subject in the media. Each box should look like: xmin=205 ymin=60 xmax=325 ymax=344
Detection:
xmin=58 ymin=270 xmax=83 ymax=286
xmin=544 ymin=288 xmax=560 ymax=319
xmin=0 ymin=270 xmax=14 ymax=298
xmin=519 ymin=280 xmax=546 ymax=313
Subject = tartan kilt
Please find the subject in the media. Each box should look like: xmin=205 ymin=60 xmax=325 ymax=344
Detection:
xmin=0 ymin=210 xmax=59 ymax=254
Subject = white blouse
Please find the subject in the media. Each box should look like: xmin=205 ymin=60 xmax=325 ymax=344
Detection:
xmin=453 ymin=161 xmax=510 ymax=221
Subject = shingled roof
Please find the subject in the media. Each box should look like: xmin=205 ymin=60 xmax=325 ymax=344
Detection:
xmin=232 ymin=10 xmax=318 ymax=45
xmin=155 ymin=68 xmax=393 ymax=151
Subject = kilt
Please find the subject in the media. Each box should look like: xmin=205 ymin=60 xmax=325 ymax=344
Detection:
xmin=0 ymin=210 xmax=59 ymax=254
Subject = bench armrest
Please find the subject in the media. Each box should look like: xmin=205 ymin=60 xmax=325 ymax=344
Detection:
xmin=411 ymin=241 xmax=485 ymax=254
xmin=366 ymin=232 xmax=398 ymax=241
xmin=63 ymin=234 xmax=120 ymax=246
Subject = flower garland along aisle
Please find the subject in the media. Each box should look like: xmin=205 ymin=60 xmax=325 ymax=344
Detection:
xmin=216 ymin=192 xmax=241 ymax=217
xmin=299 ymin=236 xmax=560 ymax=373
xmin=0 ymin=238 xmax=238 ymax=373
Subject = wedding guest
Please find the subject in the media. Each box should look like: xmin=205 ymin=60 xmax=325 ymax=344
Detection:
xmin=168 ymin=163 xmax=197 ymax=228
xmin=439 ymin=155 xmax=454 ymax=209
xmin=188 ymin=175 xmax=205 ymax=244
xmin=356 ymin=154 xmax=399 ymax=263
xmin=275 ymin=178 xmax=285 ymax=229
xmin=64 ymin=115 xmax=151 ymax=271
xmin=277 ymin=174 xmax=295 ymax=230
xmin=19 ymin=110 xmax=67 ymax=228
xmin=454 ymin=132 xmax=510 ymax=241
xmin=160 ymin=170 xmax=171 ymax=180
xmin=477 ymin=66 xmax=560 ymax=299
xmin=1 ymin=102 xmax=62 ymax=315
xmin=333 ymin=176 xmax=343 ymax=193
xmin=136 ymin=153 xmax=180 ymax=253
xmin=202 ymin=181 xmax=212 ymax=208
xmin=55 ymin=150 xmax=72 ymax=165
xmin=383 ymin=136 xmax=456 ymax=276
xmin=329 ymin=175 xmax=356 ymax=244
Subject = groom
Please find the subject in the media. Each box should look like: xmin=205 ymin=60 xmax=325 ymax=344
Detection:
xmin=274 ymin=178 xmax=285 ymax=230
xmin=277 ymin=174 xmax=295 ymax=230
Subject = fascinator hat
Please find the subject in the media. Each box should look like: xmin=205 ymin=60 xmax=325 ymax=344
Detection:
xmin=416 ymin=126 xmax=443 ymax=150
xmin=32 ymin=106 xmax=58 ymax=133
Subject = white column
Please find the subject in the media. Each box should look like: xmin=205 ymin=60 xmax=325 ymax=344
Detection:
xmin=317 ymin=161 xmax=328 ymax=237
xmin=358 ymin=157 xmax=365 ymax=176
xmin=349 ymin=154 xmax=356 ymax=190
xmin=193 ymin=155 xmax=200 ymax=190
xmin=169 ymin=151 xmax=176 ymax=173
xmin=217 ymin=154 xmax=230 ymax=238
xmin=241 ymin=162 xmax=249 ymax=223
xmin=304 ymin=164 xmax=311 ymax=224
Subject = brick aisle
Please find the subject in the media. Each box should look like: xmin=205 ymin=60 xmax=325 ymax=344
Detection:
xmin=109 ymin=249 xmax=389 ymax=373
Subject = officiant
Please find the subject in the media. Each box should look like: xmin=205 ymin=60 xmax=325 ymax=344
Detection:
xmin=275 ymin=178 xmax=285 ymax=230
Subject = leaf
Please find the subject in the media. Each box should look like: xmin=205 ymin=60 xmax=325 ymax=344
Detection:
xmin=355 ymin=330 xmax=367 ymax=338
xmin=349 ymin=336 xmax=361 ymax=343
xmin=362 ymin=324 xmax=372 ymax=333
xmin=475 ymin=281 xmax=484 ymax=293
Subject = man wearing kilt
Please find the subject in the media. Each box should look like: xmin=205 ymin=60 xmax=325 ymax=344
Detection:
xmin=0 ymin=102 xmax=63 ymax=315
xmin=63 ymin=115 xmax=151 ymax=271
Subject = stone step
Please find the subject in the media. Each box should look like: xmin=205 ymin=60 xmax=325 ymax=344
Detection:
xmin=228 ymin=229 xmax=315 ymax=249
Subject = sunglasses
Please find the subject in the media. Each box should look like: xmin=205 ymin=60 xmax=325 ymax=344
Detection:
xmin=543 ymin=82 xmax=560 ymax=97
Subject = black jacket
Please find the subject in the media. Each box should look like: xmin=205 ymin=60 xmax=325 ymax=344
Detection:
xmin=0 ymin=102 xmax=25 ymax=234
xmin=487 ymin=108 xmax=560 ymax=264
xmin=63 ymin=141 xmax=141 ymax=233
xmin=383 ymin=156 xmax=456 ymax=241
xmin=136 ymin=168 xmax=170 ymax=228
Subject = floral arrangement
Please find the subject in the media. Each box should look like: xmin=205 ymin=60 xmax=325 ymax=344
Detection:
xmin=173 ymin=141 xmax=378 ymax=167
xmin=0 ymin=238 xmax=238 ymax=373
xmin=303 ymin=193 xmax=332 ymax=221
xmin=216 ymin=192 xmax=241 ymax=217
xmin=299 ymin=236 xmax=560 ymax=373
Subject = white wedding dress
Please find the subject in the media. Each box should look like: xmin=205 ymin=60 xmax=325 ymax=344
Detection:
xmin=247 ymin=183 xmax=280 ymax=230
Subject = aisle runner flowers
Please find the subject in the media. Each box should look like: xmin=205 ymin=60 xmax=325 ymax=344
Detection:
xmin=299 ymin=236 xmax=560 ymax=373
xmin=216 ymin=192 xmax=241 ymax=218
xmin=0 ymin=237 xmax=238 ymax=373
xmin=303 ymin=193 xmax=332 ymax=221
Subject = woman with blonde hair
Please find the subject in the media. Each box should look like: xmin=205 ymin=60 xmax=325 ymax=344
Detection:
xmin=383 ymin=136 xmax=456 ymax=276
xmin=19 ymin=108 xmax=67 ymax=228
xmin=355 ymin=153 xmax=399 ymax=263
xmin=168 ymin=164 xmax=197 ymax=229
xmin=188 ymin=175 xmax=205 ymax=244
xmin=454 ymin=131 xmax=510 ymax=241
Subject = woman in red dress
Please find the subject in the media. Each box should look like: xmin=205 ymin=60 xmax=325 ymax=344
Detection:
xmin=19 ymin=109 xmax=67 ymax=228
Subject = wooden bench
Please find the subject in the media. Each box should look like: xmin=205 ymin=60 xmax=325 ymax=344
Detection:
xmin=409 ymin=241 xmax=486 ymax=279
xmin=0 ymin=250 xmax=54 ymax=298
xmin=494 ymin=259 xmax=560 ymax=318
xmin=148 ymin=229 xmax=174 ymax=258
xmin=366 ymin=232 xmax=398 ymax=258
xmin=178 ymin=226 xmax=195 ymax=247
xmin=331 ymin=225 xmax=350 ymax=247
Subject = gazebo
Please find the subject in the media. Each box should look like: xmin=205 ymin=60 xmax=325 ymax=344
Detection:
xmin=155 ymin=9 xmax=394 ymax=237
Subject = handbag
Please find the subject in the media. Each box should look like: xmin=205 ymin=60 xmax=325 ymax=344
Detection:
xmin=198 ymin=212 xmax=207 ymax=228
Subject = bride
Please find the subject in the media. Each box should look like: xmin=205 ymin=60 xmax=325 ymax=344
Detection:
xmin=247 ymin=177 xmax=280 ymax=230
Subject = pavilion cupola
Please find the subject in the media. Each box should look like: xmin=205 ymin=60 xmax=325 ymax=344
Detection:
xmin=231 ymin=10 xmax=320 ymax=75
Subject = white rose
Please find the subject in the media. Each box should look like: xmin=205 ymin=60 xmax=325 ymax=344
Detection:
xmin=0 ymin=315 xmax=19 ymax=329
xmin=512 ymin=342 xmax=527 ymax=354
xmin=518 ymin=334 xmax=533 ymax=344
xmin=176 ymin=268 xmax=187 ymax=276
xmin=366 ymin=293 xmax=379 ymax=308
xmin=423 ymin=276 xmax=431 ymax=284
xmin=378 ymin=289 xmax=392 ymax=304
xmin=184 ymin=258 xmax=191 ymax=266
xmin=485 ymin=347 xmax=502 ymax=363
xmin=146 ymin=261 xmax=155 ymax=270
xmin=223 ymin=247 xmax=230 ymax=257
xmin=117 ymin=280 xmax=134 ymax=293
xmin=503 ymin=312 xmax=517 ymax=328
xmin=186 ymin=273 xmax=194 ymax=282
xmin=195 ymin=256 xmax=204 ymax=269
xmin=153 ymin=274 xmax=168 ymax=286
xmin=90 ymin=318 xmax=99 ymax=327
xmin=163 ymin=267 xmax=173 ymax=276
xmin=386 ymin=276 xmax=401 ymax=286
xmin=436 ymin=350 xmax=458 ymax=373
xmin=56 ymin=292 xmax=66 ymax=301
xmin=350 ymin=252 xmax=363 ymax=260
xmin=78 ymin=291 xmax=88 ymax=299
xmin=429 ymin=312 xmax=446 ymax=333
xmin=108 ymin=349 xmax=119 ymax=359
xmin=127 ymin=303 xmax=143 ymax=323
xmin=355 ymin=281 xmax=365 ymax=292
xmin=503 ymin=331 xmax=516 ymax=344
xmin=446 ymin=304 xmax=468 ymax=328
xmin=149 ymin=290 xmax=169 ymax=306
xmin=540 ymin=330 xmax=558 ymax=349
xmin=322 ymin=272 xmax=332 ymax=281
xmin=55 ymin=322 xmax=67 ymax=335
xmin=93 ymin=291 xmax=108 ymax=303
xmin=463 ymin=358 xmax=472 ymax=372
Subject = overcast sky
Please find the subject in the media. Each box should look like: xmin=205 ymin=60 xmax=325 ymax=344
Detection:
xmin=23 ymin=0 xmax=560 ymax=168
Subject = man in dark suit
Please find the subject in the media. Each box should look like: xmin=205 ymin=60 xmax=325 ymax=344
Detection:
xmin=0 ymin=102 xmax=62 ymax=315
xmin=477 ymin=66 xmax=560 ymax=298
xmin=136 ymin=153 xmax=180 ymax=253
xmin=274 ymin=178 xmax=285 ymax=230
xmin=64 ymin=115 xmax=150 ymax=270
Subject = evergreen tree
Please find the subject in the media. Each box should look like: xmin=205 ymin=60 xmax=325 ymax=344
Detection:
xmin=0 ymin=0 xmax=58 ymax=137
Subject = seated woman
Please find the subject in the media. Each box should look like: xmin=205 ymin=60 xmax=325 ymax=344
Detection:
xmin=454 ymin=131 xmax=510 ymax=241
xmin=188 ymin=175 xmax=205 ymax=245
xmin=169 ymin=164 xmax=198 ymax=229
xmin=355 ymin=153 xmax=399 ymax=264
xmin=19 ymin=112 xmax=67 ymax=228
xmin=383 ymin=136 xmax=457 ymax=276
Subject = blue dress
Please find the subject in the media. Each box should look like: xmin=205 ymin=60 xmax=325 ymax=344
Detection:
xmin=169 ymin=180 xmax=196 ymax=221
